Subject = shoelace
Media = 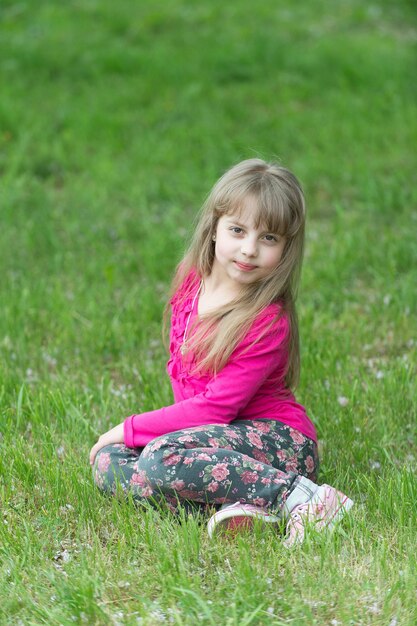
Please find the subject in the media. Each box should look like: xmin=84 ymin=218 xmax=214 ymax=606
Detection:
xmin=287 ymin=501 xmax=326 ymax=530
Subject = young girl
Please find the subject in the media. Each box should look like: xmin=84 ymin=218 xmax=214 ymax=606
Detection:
xmin=89 ymin=158 xmax=353 ymax=547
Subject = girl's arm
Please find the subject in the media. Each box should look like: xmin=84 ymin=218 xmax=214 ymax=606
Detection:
xmin=124 ymin=312 xmax=289 ymax=448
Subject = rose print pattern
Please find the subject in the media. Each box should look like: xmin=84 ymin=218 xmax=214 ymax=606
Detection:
xmin=93 ymin=419 xmax=319 ymax=516
xmin=97 ymin=452 xmax=112 ymax=474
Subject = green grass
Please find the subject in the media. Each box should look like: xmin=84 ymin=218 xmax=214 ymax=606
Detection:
xmin=1 ymin=0 xmax=416 ymax=624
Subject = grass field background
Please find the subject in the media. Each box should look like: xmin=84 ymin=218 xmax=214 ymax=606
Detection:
xmin=1 ymin=0 xmax=416 ymax=624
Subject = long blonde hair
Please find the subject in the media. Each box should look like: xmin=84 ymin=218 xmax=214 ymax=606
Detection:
xmin=163 ymin=158 xmax=306 ymax=390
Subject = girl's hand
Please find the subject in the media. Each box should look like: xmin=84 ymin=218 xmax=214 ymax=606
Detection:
xmin=89 ymin=422 xmax=125 ymax=466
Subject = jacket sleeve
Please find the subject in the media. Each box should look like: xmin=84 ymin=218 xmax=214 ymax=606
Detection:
xmin=123 ymin=312 xmax=289 ymax=448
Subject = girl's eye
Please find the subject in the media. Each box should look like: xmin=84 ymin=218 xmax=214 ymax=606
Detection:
xmin=230 ymin=227 xmax=243 ymax=234
xmin=264 ymin=234 xmax=278 ymax=242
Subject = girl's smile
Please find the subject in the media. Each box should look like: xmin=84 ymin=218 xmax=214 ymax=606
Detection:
xmin=234 ymin=261 xmax=258 ymax=271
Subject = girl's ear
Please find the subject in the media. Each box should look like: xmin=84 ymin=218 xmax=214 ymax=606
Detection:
xmin=211 ymin=216 xmax=220 ymax=241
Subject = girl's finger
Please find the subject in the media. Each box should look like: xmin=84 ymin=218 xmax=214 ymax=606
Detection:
xmin=89 ymin=445 xmax=98 ymax=466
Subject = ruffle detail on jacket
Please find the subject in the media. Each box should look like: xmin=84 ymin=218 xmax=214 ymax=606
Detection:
xmin=166 ymin=268 xmax=207 ymax=385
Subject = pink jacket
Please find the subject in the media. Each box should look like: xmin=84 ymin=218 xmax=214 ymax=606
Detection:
xmin=124 ymin=270 xmax=317 ymax=448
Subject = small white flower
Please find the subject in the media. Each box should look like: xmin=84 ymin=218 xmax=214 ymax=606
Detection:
xmin=62 ymin=550 xmax=71 ymax=563
xmin=59 ymin=504 xmax=74 ymax=515
xmin=118 ymin=581 xmax=130 ymax=589
xmin=337 ymin=396 xmax=349 ymax=407
xmin=54 ymin=549 xmax=71 ymax=563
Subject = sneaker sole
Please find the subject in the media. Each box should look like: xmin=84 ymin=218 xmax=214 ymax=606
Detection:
xmin=207 ymin=506 xmax=280 ymax=539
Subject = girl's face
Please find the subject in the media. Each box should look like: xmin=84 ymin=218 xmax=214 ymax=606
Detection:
xmin=212 ymin=197 xmax=286 ymax=288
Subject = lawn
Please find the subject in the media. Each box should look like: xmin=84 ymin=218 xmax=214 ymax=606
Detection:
xmin=0 ymin=0 xmax=416 ymax=624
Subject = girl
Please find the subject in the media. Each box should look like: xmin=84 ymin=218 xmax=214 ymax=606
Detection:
xmin=89 ymin=158 xmax=353 ymax=547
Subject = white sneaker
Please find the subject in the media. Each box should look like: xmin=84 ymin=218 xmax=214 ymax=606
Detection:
xmin=283 ymin=484 xmax=354 ymax=547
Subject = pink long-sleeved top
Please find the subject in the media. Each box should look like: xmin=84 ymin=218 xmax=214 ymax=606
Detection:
xmin=123 ymin=269 xmax=317 ymax=448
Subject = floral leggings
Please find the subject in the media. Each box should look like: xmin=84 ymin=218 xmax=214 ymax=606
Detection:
xmin=93 ymin=419 xmax=319 ymax=517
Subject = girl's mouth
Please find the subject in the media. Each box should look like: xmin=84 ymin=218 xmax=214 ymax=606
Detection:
xmin=234 ymin=261 xmax=258 ymax=271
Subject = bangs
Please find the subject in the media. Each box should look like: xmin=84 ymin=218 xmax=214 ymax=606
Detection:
xmin=216 ymin=179 xmax=302 ymax=238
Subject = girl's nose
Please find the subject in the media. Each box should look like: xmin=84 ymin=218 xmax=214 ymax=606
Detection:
xmin=241 ymin=238 xmax=258 ymax=257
